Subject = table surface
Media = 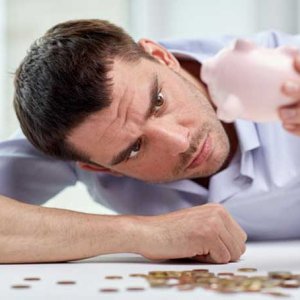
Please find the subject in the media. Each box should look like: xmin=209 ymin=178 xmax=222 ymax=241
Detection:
xmin=0 ymin=241 xmax=299 ymax=300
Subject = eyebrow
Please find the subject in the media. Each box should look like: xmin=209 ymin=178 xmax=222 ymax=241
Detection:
xmin=109 ymin=73 xmax=158 ymax=166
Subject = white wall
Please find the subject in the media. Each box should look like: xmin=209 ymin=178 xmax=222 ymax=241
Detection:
xmin=4 ymin=0 xmax=130 ymax=139
xmin=129 ymin=0 xmax=300 ymax=40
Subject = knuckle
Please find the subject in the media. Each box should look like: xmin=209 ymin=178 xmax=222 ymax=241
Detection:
xmin=213 ymin=204 xmax=227 ymax=217
xmin=205 ymin=221 xmax=219 ymax=235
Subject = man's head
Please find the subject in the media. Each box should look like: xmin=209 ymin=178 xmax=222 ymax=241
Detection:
xmin=14 ymin=19 xmax=231 ymax=183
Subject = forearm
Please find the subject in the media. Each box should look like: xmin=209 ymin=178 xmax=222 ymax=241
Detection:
xmin=0 ymin=195 xmax=138 ymax=263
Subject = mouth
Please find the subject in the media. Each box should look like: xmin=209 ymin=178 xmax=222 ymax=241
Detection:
xmin=186 ymin=134 xmax=212 ymax=170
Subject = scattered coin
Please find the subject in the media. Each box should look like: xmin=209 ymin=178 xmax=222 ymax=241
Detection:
xmin=218 ymin=272 xmax=234 ymax=277
xmin=280 ymin=280 xmax=300 ymax=288
xmin=56 ymin=280 xmax=76 ymax=285
xmin=263 ymin=291 xmax=291 ymax=297
xmin=126 ymin=287 xmax=145 ymax=291
xmin=11 ymin=284 xmax=31 ymax=289
xmin=238 ymin=268 xmax=258 ymax=272
xmin=100 ymin=288 xmax=119 ymax=292
xmin=24 ymin=277 xmax=41 ymax=281
xmin=192 ymin=269 xmax=209 ymax=273
xmin=105 ymin=275 xmax=123 ymax=280
xmin=269 ymin=272 xmax=293 ymax=280
xmin=129 ymin=273 xmax=147 ymax=278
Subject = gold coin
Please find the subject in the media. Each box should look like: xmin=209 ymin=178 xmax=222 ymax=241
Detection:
xmin=148 ymin=277 xmax=168 ymax=287
xmin=179 ymin=274 xmax=195 ymax=284
xmin=56 ymin=280 xmax=76 ymax=285
xmin=166 ymin=271 xmax=182 ymax=278
xmin=105 ymin=276 xmax=123 ymax=280
xmin=238 ymin=268 xmax=258 ymax=272
xmin=269 ymin=272 xmax=293 ymax=280
xmin=24 ymin=277 xmax=41 ymax=281
xmin=263 ymin=291 xmax=290 ymax=297
xmin=280 ymin=280 xmax=300 ymax=288
xmin=192 ymin=269 xmax=209 ymax=273
xmin=129 ymin=273 xmax=147 ymax=278
xmin=100 ymin=288 xmax=119 ymax=292
xmin=11 ymin=284 xmax=31 ymax=289
xmin=218 ymin=272 xmax=234 ymax=277
xmin=126 ymin=287 xmax=145 ymax=291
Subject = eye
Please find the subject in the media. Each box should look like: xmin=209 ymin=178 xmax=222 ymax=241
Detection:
xmin=153 ymin=91 xmax=165 ymax=114
xmin=128 ymin=138 xmax=142 ymax=159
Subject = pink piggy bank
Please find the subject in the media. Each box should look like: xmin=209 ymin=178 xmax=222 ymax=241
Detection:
xmin=201 ymin=39 xmax=300 ymax=122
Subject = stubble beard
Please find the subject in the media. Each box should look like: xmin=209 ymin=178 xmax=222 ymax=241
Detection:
xmin=171 ymin=71 xmax=231 ymax=181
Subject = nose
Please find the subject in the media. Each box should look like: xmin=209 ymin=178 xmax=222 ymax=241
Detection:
xmin=145 ymin=117 xmax=190 ymax=156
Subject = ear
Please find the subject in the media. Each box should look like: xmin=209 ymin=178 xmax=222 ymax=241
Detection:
xmin=76 ymin=162 xmax=124 ymax=177
xmin=138 ymin=38 xmax=180 ymax=71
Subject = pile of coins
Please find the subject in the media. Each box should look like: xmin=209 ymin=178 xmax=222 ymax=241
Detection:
xmin=127 ymin=268 xmax=300 ymax=297
xmin=10 ymin=268 xmax=300 ymax=297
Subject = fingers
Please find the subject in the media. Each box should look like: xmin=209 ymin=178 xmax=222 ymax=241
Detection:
xmin=219 ymin=224 xmax=246 ymax=262
xmin=219 ymin=207 xmax=247 ymax=259
xmin=218 ymin=219 xmax=246 ymax=262
xmin=194 ymin=219 xmax=246 ymax=264
xmin=193 ymin=236 xmax=231 ymax=264
xmin=294 ymin=54 xmax=300 ymax=73
xmin=205 ymin=205 xmax=247 ymax=263
xmin=280 ymin=79 xmax=300 ymax=135
xmin=279 ymin=100 xmax=300 ymax=134
xmin=281 ymin=80 xmax=300 ymax=98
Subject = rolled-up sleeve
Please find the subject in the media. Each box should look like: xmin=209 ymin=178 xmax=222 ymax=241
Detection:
xmin=0 ymin=129 xmax=78 ymax=205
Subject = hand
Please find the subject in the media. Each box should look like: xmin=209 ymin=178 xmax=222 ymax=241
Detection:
xmin=279 ymin=55 xmax=300 ymax=136
xmin=136 ymin=203 xmax=247 ymax=264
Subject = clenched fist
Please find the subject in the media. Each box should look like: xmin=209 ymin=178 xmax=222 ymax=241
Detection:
xmin=134 ymin=203 xmax=247 ymax=264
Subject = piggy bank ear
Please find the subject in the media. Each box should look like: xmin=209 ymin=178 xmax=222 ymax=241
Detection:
xmin=233 ymin=39 xmax=255 ymax=52
xmin=201 ymin=59 xmax=213 ymax=83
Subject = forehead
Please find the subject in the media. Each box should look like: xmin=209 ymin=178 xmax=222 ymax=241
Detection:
xmin=68 ymin=58 xmax=157 ymax=163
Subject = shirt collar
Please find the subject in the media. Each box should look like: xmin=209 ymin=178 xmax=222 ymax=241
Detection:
xmin=234 ymin=119 xmax=261 ymax=180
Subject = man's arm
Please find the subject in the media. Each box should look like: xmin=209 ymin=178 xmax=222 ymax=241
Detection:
xmin=0 ymin=194 xmax=246 ymax=264
xmin=0 ymin=194 xmax=137 ymax=263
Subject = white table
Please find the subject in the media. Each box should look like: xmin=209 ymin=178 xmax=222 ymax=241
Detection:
xmin=0 ymin=241 xmax=300 ymax=299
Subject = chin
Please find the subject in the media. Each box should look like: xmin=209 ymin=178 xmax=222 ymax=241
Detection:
xmin=190 ymin=146 xmax=230 ymax=178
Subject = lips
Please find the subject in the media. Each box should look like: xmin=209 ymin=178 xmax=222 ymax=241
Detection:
xmin=186 ymin=134 xmax=212 ymax=170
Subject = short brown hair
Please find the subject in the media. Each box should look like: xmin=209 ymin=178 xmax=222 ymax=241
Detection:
xmin=14 ymin=19 xmax=153 ymax=162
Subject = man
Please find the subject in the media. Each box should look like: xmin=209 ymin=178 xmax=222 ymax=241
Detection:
xmin=0 ymin=19 xmax=300 ymax=264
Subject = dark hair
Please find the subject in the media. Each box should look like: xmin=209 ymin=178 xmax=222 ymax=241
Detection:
xmin=14 ymin=19 xmax=153 ymax=162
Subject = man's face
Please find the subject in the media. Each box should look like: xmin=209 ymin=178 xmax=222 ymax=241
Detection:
xmin=69 ymin=42 xmax=230 ymax=183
